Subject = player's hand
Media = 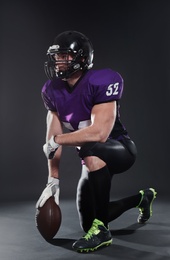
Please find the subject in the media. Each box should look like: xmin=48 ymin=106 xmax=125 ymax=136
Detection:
xmin=36 ymin=177 xmax=60 ymax=208
xmin=43 ymin=135 xmax=60 ymax=159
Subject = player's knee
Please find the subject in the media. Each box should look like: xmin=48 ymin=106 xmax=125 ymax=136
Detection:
xmin=84 ymin=156 xmax=106 ymax=172
xmin=79 ymin=142 xmax=97 ymax=159
xmin=79 ymin=142 xmax=106 ymax=171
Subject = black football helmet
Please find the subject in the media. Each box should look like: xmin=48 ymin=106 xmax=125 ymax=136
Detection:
xmin=44 ymin=30 xmax=94 ymax=80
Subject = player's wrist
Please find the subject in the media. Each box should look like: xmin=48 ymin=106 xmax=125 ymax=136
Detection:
xmin=49 ymin=135 xmax=60 ymax=149
xmin=48 ymin=176 xmax=59 ymax=185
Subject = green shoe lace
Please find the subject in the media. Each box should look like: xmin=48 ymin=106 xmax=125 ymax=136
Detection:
xmin=83 ymin=219 xmax=103 ymax=240
xmin=72 ymin=218 xmax=112 ymax=252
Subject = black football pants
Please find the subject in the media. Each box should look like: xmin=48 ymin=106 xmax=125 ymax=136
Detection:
xmin=76 ymin=136 xmax=138 ymax=232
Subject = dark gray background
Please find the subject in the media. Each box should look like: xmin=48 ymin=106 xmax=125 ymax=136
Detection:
xmin=0 ymin=0 xmax=169 ymax=202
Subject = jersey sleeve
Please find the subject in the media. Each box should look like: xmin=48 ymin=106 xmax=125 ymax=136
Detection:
xmin=41 ymin=81 xmax=56 ymax=111
xmin=90 ymin=69 xmax=124 ymax=104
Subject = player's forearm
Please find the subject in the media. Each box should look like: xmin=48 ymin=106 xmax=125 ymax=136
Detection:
xmin=48 ymin=146 xmax=62 ymax=178
xmin=54 ymin=125 xmax=107 ymax=146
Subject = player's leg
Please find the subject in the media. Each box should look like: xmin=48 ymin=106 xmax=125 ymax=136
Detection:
xmin=74 ymin=137 xmax=157 ymax=252
xmin=83 ymin=137 xmax=137 ymax=175
xmin=76 ymin=161 xmax=112 ymax=230
xmin=76 ymin=164 xmax=95 ymax=232
xmin=108 ymin=188 xmax=157 ymax=223
xmin=78 ymin=136 xmax=157 ymax=224
xmin=74 ymin=158 xmax=113 ymax=252
xmin=87 ymin=164 xmax=111 ymax=228
xmin=86 ymin=137 xmax=157 ymax=224
xmin=74 ymin=135 xmax=136 ymax=252
xmin=75 ymin=138 xmax=136 ymax=234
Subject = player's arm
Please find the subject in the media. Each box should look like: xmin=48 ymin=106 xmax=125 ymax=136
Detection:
xmin=36 ymin=111 xmax=63 ymax=208
xmin=55 ymin=101 xmax=116 ymax=146
xmin=45 ymin=110 xmax=63 ymax=178
xmin=43 ymin=101 xmax=116 ymax=159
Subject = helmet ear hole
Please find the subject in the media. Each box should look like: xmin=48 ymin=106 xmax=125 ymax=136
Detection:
xmin=44 ymin=31 xmax=94 ymax=79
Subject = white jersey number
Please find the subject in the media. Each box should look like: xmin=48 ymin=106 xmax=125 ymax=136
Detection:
xmin=106 ymin=83 xmax=119 ymax=96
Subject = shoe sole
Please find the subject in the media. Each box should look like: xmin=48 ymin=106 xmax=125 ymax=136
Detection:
xmin=75 ymin=238 xmax=113 ymax=253
xmin=148 ymin=188 xmax=157 ymax=217
xmin=138 ymin=188 xmax=157 ymax=223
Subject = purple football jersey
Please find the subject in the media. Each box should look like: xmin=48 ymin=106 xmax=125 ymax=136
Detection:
xmin=41 ymin=68 xmax=127 ymax=138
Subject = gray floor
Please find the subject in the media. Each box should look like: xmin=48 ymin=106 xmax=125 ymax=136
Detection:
xmin=0 ymin=197 xmax=169 ymax=260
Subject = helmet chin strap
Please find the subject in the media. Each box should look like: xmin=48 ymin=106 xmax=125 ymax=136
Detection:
xmin=56 ymin=65 xmax=82 ymax=79
xmin=73 ymin=63 xmax=81 ymax=70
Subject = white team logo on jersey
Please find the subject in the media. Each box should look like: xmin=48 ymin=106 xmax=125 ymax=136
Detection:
xmin=63 ymin=120 xmax=91 ymax=131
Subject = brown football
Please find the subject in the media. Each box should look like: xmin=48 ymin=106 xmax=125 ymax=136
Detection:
xmin=35 ymin=196 xmax=62 ymax=240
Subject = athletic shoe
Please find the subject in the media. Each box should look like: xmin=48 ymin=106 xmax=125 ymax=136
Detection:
xmin=137 ymin=188 xmax=157 ymax=224
xmin=72 ymin=218 xmax=112 ymax=253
